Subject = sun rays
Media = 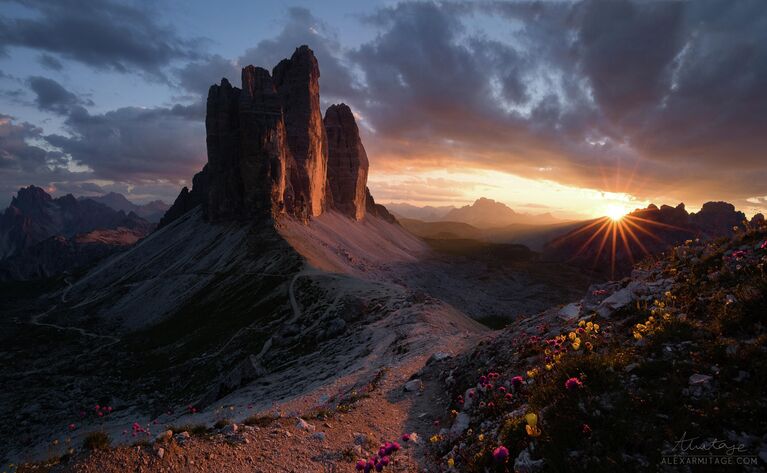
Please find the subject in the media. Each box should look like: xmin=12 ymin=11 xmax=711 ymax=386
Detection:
xmin=557 ymin=211 xmax=695 ymax=278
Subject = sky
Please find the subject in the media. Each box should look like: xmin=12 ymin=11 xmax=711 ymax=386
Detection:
xmin=1 ymin=0 xmax=766 ymax=219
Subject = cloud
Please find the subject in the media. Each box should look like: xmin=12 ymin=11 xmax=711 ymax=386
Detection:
xmin=37 ymin=53 xmax=64 ymax=71
xmin=0 ymin=0 xmax=204 ymax=79
xmin=46 ymin=103 xmax=205 ymax=182
xmin=28 ymin=76 xmax=92 ymax=114
xmin=338 ymin=0 xmax=767 ymax=205
xmin=0 ymin=114 xmax=83 ymax=206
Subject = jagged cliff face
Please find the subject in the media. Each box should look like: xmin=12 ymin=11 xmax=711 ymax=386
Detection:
xmin=274 ymin=46 xmax=327 ymax=218
xmin=324 ymin=103 xmax=369 ymax=220
xmin=163 ymin=45 xmax=392 ymax=227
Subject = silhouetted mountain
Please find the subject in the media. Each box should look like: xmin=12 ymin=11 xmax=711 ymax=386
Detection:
xmin=387 ymin=202 xmax=455 ymax=221
xmin=86 ymin=192 xmax=169 ymax=222
xmin=441 ymin=198 xmax=561 ymax=228
xmin=543 ymin=202 xmax=752 ymax=276
xmin=0 ymin=186 xmax=153 ymax=280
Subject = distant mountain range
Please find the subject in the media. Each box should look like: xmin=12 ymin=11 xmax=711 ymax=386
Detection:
xmin=83 ymin=192 xmax=169 ymax=223
xmin=388 ymin=197 xmax=561 ymax=228
xmin=544 ymin=202 xmax=764 ymax=276
xmin=0 ymin=186 xmax=153 ymax=280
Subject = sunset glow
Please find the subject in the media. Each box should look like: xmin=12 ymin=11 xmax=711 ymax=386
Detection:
xmin=605 ymin=204 xmax=629 ymax=222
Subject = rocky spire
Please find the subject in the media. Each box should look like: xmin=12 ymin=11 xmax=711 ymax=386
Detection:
xmin=159 ymin=45 xmax=397 ymax=227
xmin=273 ymin=45 xmax=328 ymax=218
xmin=324 ymin=103 xmax=369 ymax=220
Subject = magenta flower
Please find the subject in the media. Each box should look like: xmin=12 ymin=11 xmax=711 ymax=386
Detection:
xmin=356 ymin=460 xmax=366 ymax=470
xmin=479 ymin=375 xmax=487 ymax=384
xmin=493 ymin=446 xmax=510 ymax=464
xmin=565 ymin=377 xmax=583 ymax=390
xmin=511 ymin=376 xmax=524 ymax=387
xmin=68 ymin=423 xmax=76 ymax=431
xmin=504 ymin=393 xmax=513 ymax=401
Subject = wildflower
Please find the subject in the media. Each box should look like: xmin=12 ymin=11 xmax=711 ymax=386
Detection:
xmin=493 ymin=446 xmax=510 ymax=464
xmin=565 ymin=377 xmax=583 ymax=390
xmin=526 ymin=368 xmax=539 ymax=378
xmin=479 ymin=375 xmax=487 ymax=384
xmin=429 ymin=434 xmax=441 ymax=443
xmin=525 ymin=413 xmax=541 ymax=437
xmin=511 ymin=375 xmax=524 ymax=387
xmin=582 ymin=423 xmax=592 ymax=434
xmin=584 ymin=341 xmax=593 ymax=351
xmin=67 ymin=423 xmax=76 ymax=431
xmin=478 ymin=433 xmax=485 ymax=441
xmin=356 ymin=460 xmax=367 ymax=471
xmin=633 ymin=331 xmax=643 ymax=340
xmin=505 ymin=393 xmax=513 ymax=401
xmin=498 ymin=386 xmax=506 ymax=393
xmin=401 ymin=433 xmax=411 ymax=442
xmin=447 ymin=457 xmax=455 ymax=468
xmin=468 ymin=389 xmax=475 ymax=398
xmin=578 ymin=320 xmax=585 ymax=327
xmin=545 ymin=363 xmax=553 ymax=371
xmin=568 ymin=332 xmax=577 ymax=341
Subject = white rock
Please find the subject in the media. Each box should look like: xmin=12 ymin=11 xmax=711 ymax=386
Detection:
xmin=558 ymin=303 xmax=581 ymax=320
xmin=156 ymin=447 xmax=165 ymax=459
xmin=689 ymin=374 xmax=713 ymax=385
xmin=449 ymin=412 xmax=471 ymax=437
xmin=514 ymin=448 xmax=543 ymax=473
xmin=404 ymin=379 xmax=423 ymax=392
xmin=296 ymin=418 xmax=315 ymax=432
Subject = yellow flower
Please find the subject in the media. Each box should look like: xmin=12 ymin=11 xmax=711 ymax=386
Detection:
xmin=584 ymin=341 xmax=593 ymax=351
xmin=544 ymin=348 xmax=551 ymax=356
xmin=578 ymin=320 xmax=585 ymax=327
xmin=430 ymin=434 xmax=441 ymax=443
xmin=586 ymin=321 xmax=593 ymax=329
xmin=478 ymin=433 xmax=485 ymax=441
xmin=527 ymin=368 xmax=538 ymax=378
xmin=525 ymin=413 xmax=541 ymax=437
xmin=448 ymin=458 xmax=455 ymax=468
xmin=572 ymin=340 xmax=581 ymax=350
xmin=633 ymin=331 xmax=643 ymax=340
xmin=545 ymin=363 xmax=553 ymax=371
xmin=648 ymin=316 xmax=655 ymax=323
xmin=593 ymin=323 xmax=600 ymax=332
xmin=662 ymin=313 xmax=671 ymax=321
xmin=568 ymin=332 xmax=577 ymax=341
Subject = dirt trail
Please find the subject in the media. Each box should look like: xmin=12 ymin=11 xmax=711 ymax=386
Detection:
xmin=31 ymin=348 xmax=468 ymax=473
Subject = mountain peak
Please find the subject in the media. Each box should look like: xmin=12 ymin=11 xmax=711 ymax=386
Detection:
xmin=162 ymin=45 xmax=389 ymax=227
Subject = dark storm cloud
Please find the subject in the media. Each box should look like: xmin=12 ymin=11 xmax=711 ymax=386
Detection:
xmin=0 ymin=0 xmax=204 ymax=79
xmin=239 ymin=7 xmax=360 ymax=102
xmin=341 ymin=0 xmax=767 ymax=203
xmin=45 ymin=103 xmax=206 ymax=182
xmin=28 ymin=76 xmax=92 ymax=114
xmin=37 ymin=54 xmax=64 ymax=71
xmin=0 ymin=114 xmax=81 ymax=206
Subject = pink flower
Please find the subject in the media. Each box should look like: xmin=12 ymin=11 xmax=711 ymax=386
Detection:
xmin=479 ymin=375 xmax=487 ymax=384
xmin=493 ymin=446 xmax=510 ymax=464
xmin=565 ymin=377 xmax=583 ymax=390
xmin=468 ymin=389 xmax=475 ymax=398
xmin=582 ymin=423 xmax=592 ymax=434
xmin=401 ymin=433 xmax=411 ymax=442
xmin=504 ymin=393 xmax=513 ymax=401
xmin=356 ymin=460 xmax=366 ymax=470
xmin=511 ymin=376 xmax=524 ymax=387
xmin=68 ymin=423 xmax=76 ymax=431
xmin=498 ymin=386 xmax=506 ymax=393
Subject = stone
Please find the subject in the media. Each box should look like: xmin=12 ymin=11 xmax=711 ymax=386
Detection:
xmin=222 ymin=423 xmax=239 ymax=435
xmin=311 ymin=431 xmax=326 ymax=441
xmin=324 ymin=103 xmax=369 ymax=220
xmin=449 ymin=412 xmax=470 ymax=437
xmin=156 ymin=430 xmax=173 ymax=443
xmin=156 ymin=447 xmax=165 ymax=459
xmin=404 ymin=379 xmax=423 ymax=392
xmin=296 ymin=418 xmax=315 ymax=432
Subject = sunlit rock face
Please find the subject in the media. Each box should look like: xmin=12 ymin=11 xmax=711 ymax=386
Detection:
xmin=324 ymin=103 xmax=369 ymax=220
xmin=161 ymin=44 xmax=395 ymax=227
xmin=273 ymin=45 xmax=328 ymax=219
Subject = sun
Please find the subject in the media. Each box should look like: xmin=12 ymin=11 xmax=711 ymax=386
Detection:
xmin=605 ymin=204 xmax=629 ymax=221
